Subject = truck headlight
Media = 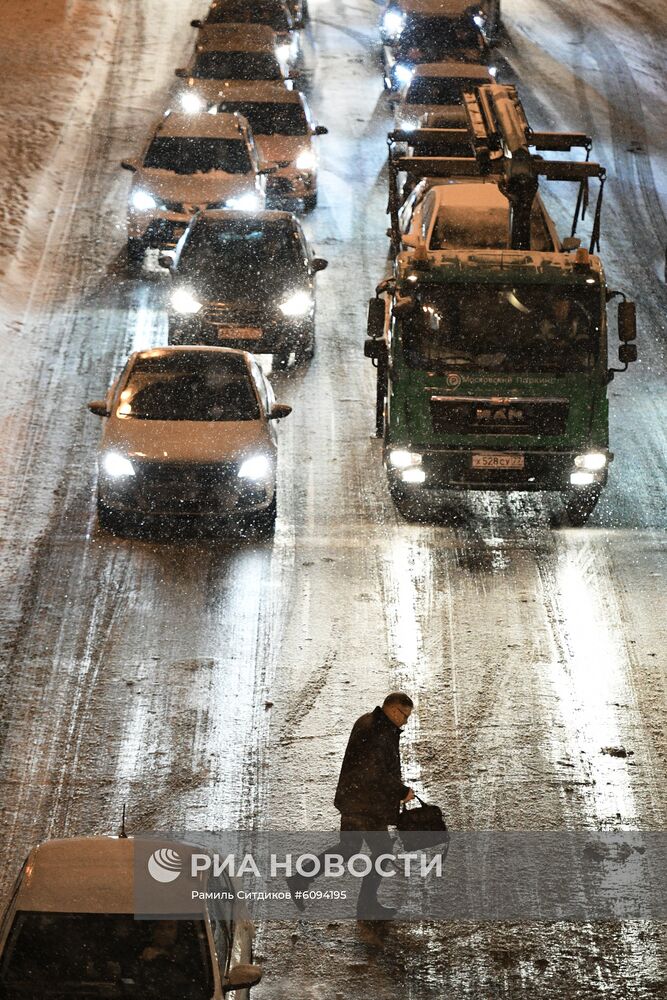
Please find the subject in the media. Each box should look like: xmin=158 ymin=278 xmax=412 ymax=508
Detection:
xmin=570 ymin=471 xmax=596 ymax=486
xmin=171 ymin=288 xmax=203 ymax=314
xmin=295 ymin=149 xmax=316 ymax=171
xmin=225 ymin=192 xmax=261 ymax=211
xmin=402 ymin=467 xmax=426 ymax=484
xmin=574 ymin=452 xmax=607 ymax=471
xmin=102 ymin=452 xmax=135 ymax=478
xmin=238 ymin=454 xmax=271 ymax=481
xmin=278 ymin=290 xmax=313 ymax=317
xmin=180 ymin=92 xmax=204 ymax=114
xmin=131 ymin=189 xmax=157 ymax=211
xmin=389 ymin=449 xmax=422 ymax=469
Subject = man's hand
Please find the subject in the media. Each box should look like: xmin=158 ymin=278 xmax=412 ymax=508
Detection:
xmin=401 ymin=788 xmax=415 ymax=803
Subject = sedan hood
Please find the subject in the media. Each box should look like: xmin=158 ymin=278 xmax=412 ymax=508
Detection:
xmin=102 ymin=417 xmax=270 ymax=464
xmin=133 ymin=170 xmax=255 ymax=205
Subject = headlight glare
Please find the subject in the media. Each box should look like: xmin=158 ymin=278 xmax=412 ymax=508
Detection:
xmin=180 ymin=92 xmax=204 ymax=114
xmin=389 ymin=449 xmax=422 ymax=469
xmin=402 ymin=467 xmax=426 ymax=484
xmin=574 ymin=452 xmax=607 ymax=471
xmin=238 ymin=454 xmax=271 ymax=481
xmin=383 ymin=10 xmax=404 ymax=36
xmin=171 ymin=288 xmax=203 ymax=314
xmin=103 ymin=452 xmax=135 ymax=478
xmin=278 ymin=290 xmax=313 ymax=317
xmin=225 ymin=192 xmax=261 ymax=211
xmin=131 ymin=189 xmax=157 ymax=211
xmin=394 ymin=63 xmax=413 ymax=86
xmin=570 ymin=471 xmax=596 ymax=486
xmin=295 ymin=149 xmax=316 ymax=171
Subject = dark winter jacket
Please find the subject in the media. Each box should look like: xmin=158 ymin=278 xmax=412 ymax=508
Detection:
xmin=334 ymin=706 xmax=410 ymax=825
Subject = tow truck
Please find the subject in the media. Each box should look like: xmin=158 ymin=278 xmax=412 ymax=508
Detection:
xmin=365 ymin=84 xmax=637 ymax=524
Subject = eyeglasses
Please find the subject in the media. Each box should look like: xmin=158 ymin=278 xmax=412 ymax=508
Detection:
xmin=396 ymin=708 xmax=411 ymax=722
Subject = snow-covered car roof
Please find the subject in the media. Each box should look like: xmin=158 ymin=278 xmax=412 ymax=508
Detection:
xmin=210 ymin=80 xmax=302 ymax=104
xmin=196 ymin=23 xmax=279 ymax=50
xmin=158 ymin=111 xmax=247 ymax=140
xmin=410 ymin=61 xmax=493 ymax=79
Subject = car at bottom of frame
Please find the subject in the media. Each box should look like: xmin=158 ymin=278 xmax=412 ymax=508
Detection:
xmin=88 ymin=347 xmax=291 ymax=536
xmin=0 ymin=837 xmax=262 ymax=1000
xmin=162 ymin=209 xmax=328 ymax=366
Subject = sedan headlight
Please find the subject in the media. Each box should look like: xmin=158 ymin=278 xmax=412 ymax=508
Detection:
xmin=295 ymin=149 xmax=316 ymax=171
xmin=570 ymin=471 xmax=596 ymax=486
xmin=383 ymin=10 xmax=404 ymax=36
xmin=278 ymin=290 xmax=313 ymax=317
xmin=180 ymin=92 xmax=204 ymax=114
xmin=131 ymin=189 xmax=158 ymax=211
xmin=574 ymin=451 xmax=607 ymax=471
xmin=102 ymin=452 xmax=135 ymax=478
xmin=389 ymin=449 xmax=422 ymax=469
xmin=238 ymin=454 xmax=272 ymax=481
xmin=171 ymin=288 xmax=203 ymax=314
xmin=225 ymin=192 xmax=261 ymax=211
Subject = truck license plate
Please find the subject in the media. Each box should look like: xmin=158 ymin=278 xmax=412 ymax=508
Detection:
xmin=472 ymin=452 xmax=525 ymax=470
xmin=217 ymin=326 xmax=262 ymax=340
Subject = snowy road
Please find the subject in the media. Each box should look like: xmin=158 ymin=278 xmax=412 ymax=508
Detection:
xmin=0 ymin=0 xmax=666 ymax=996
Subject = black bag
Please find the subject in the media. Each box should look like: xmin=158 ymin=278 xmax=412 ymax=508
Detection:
xmin=396 ymin=795 xmax=450 ymax=850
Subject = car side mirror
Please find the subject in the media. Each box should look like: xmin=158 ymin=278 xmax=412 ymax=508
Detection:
xmin=367 ymin=297 xmax=385 ymax=340
xmin=618 ymin=301 xmax=637 ymax=342
xmin=259 ymin=165 xmax=278 ymax=175
xmin=618 ymin=343 xmax=637 ymax=364
xmin=311 ymin=257 xmax=328 ymax=272
xmin=88 ymin=400 xmax=110 ymax=417
xmin=157 ymin=254 xmax=173 ymax=269
xmin=120 ymin=160 xmax=137 ymax=172
xmin=223 ymin=965 xmax=263 ymax=994
xmin=174 ymin=68 xmax=188 ymax=78
xmin=313 ymin=125 xmax=328 ymax=136
xmin=190 ymin=18 xmax=203 ymax=27
xmin=269 ymin=403 xmax=292 ymax=420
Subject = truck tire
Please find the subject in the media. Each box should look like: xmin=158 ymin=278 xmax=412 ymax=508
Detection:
xmin=565 ymin=485 xmax=602 ymax=526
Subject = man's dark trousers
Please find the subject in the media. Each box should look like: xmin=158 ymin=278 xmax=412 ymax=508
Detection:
xmin=314 ymin=814 xmax=394 ymax=914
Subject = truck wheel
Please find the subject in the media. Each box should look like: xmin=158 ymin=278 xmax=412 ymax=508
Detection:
xmin=565 ymin=485 xmax=602 ymax=526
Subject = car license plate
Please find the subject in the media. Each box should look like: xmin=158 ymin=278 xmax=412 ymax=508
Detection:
xmin=217 ymin=326 xmax=262 ymax=340
xmin=471 ymin=452 xmax=525 ymax=470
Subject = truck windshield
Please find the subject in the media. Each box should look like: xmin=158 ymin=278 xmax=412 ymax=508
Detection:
xmin=402 ymin=284 xmax=599 ymax=373
xmin=406 ymin=79 xmax=474 ymax=104
xmin=398 ymin=16 xmax=479 ymax=56
xmin=0 ymin=912 xmax=214 ymax=1000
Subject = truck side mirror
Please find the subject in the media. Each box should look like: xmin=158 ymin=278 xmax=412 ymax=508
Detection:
xmin=367 ymin=297 xmax=385 ymax=340
xmin=618 ymin=301 xmax=637 ymax=342
xmin=618 ymin=343 xmax=637 ymax=365
xmin=364 ymin=338 xmax=387 ymax=361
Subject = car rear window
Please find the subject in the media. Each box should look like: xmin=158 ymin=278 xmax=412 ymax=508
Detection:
xmin=214 ymin=101 xmax=308 ymax=135
xmin=193 ymin=52 xmax=283 ymax=81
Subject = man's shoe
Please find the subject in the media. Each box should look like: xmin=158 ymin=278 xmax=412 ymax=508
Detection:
xmin=356 ymin=902 xmax=397 ymax=920
xmin=285 ymin=873 xmax=309 ymax=913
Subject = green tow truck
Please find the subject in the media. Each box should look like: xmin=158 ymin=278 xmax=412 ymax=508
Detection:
xmin=365 ymin=85 xmax=637 ymax=524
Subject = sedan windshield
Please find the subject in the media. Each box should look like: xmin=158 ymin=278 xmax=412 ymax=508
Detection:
xmin=179 ymin=220 xmax=305 ymax=298
xmin=215 ymin=100 xmax=308 ymax=135
xmin=143 ymin=137 xmax=252 ymax=174
xmin=118 ymin=353 xmax=260 ymax=421
xmin=0 ymin=912 xmax=213 ymax=1000
xmin=193 ymin=52 xmax=283 ymax=80
xmin=402 ymin=284 xmax=599 ymax=373
xmin=397 ymin=16 xmax=479 ymax=56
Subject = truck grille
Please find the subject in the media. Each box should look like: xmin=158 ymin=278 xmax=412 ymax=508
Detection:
xmin=429 ymin=396 xmax=569 ymax=436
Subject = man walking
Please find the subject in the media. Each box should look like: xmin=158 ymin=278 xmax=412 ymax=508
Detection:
xmin=288 ymin=692 xmax=415 ymax=919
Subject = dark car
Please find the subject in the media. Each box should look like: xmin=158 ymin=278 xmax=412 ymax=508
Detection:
xmin=162 ymin=210 xmax=328 ymax=366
